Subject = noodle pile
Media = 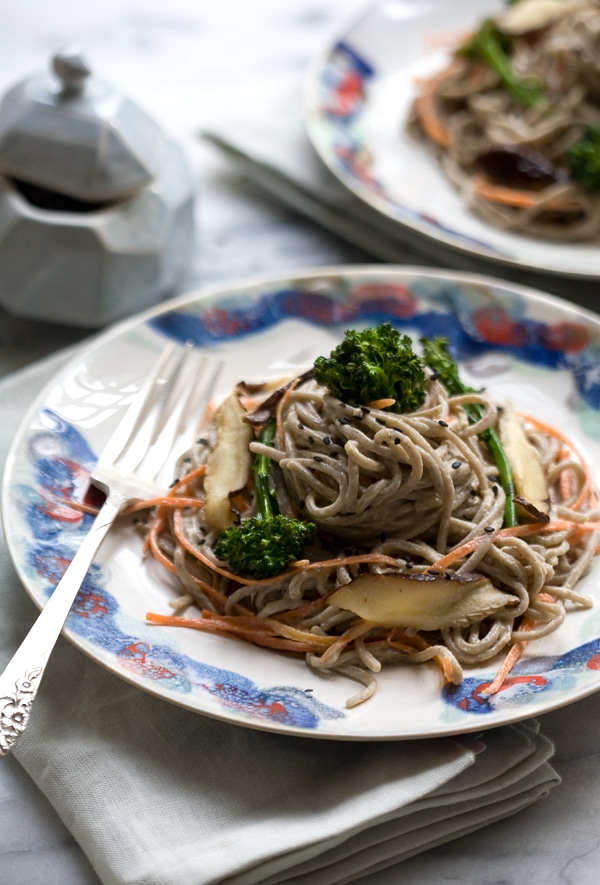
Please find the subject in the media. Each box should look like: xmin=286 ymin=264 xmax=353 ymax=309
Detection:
xmin=138 ymin=369 xmax=600 ymax=707
xmin=407 ymin=0 xmax=600 ymax=240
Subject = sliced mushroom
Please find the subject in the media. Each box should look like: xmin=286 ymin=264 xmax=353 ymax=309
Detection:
xmin=328 ymin=571 xmax=519 ymax=631
xmin=498 ymin=406 xmax=550 ymax=522
xmin=496 ymin=0 xmax=568 ymax=36
xmin=203 ymin=391 xmax=254 ymax=532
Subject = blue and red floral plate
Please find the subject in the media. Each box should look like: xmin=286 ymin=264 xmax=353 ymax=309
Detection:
xmin=304 ymin=0 xmax=600 ymax=279
xmin=4 ymin=266 xmax=600 ymax=739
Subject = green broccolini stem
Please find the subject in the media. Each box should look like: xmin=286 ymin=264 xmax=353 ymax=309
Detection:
xmin=421 ymin=337 xmax=518 ymax=528
xmin=254 ymin=418 xmax=278 ymax=519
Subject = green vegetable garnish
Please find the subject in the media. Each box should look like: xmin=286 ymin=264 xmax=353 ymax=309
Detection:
xmin=459 ymin=18 xmax=543 ymax=107
xmin=567 ymin=126 xmax=600 ymax=192
xmin=213 ymin=419 xmax=315 ymax=579
xmin=313 ymin=322 xmax=427 ymax=413
xmin=421 ymin=336 xmax=518 ymax=528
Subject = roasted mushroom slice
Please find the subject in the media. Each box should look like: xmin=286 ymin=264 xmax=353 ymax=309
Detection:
xmin=328 ymin=571 xmax=519 ymax=631
xmin=498 ymin=406 xmax=550 ymax=522
xmin=203 ymin=390 xmax=253 ymax=532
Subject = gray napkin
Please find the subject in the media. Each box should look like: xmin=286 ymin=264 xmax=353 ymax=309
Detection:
xmin=0 ymin=344 xmax=560 ymax=885
xmin=200 ymin=71 xmax=600 ymax=314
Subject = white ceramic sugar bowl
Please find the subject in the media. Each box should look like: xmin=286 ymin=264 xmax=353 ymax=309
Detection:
xmin=0 ymin=49 xmax=195 ymax=327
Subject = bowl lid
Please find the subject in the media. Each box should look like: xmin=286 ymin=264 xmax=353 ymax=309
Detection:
xmin=0 ymin=49 xmax=166 ymax=202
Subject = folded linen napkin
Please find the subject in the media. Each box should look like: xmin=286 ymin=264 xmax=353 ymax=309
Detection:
xmin=200 ymin=71 xmax=600 ymax=313
xmin=0 ymin=347 xmax=559 ymax=885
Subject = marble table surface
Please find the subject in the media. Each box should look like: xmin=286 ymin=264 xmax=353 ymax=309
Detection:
xmin=2 ymin=1 xmax=600 ymax=883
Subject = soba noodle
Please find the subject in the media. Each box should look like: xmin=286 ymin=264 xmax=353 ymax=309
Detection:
xmin=139 ymin=368 xmax=599 ymax=707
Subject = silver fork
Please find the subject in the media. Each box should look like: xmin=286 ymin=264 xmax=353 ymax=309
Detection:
xmin=0 ymin=341 xmax=221 ymax=756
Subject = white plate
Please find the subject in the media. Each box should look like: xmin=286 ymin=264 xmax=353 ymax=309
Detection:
xmin=5 ymin=265 xmax=600 ymax=740
xmin=304 ymin=0 xmax=600 ymax=279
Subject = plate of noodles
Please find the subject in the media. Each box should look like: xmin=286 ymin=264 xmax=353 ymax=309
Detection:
xmin=5 ymin=265 xmax=600 ymax=740
xmin=304 ymin=0 xmax=600 ymax=278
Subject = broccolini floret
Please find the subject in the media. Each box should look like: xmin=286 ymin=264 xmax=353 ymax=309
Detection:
xmin=421 ymin=336 xmax=518 ymax=528
xmin=567 ymin=127 xmax=600 ymax=192
xmin=459 ymin=18 xmax=543 ymax=107
xmin=313 ymin=323 xmax=427 ymax=413
xmin=213 ymin=419 xmax=315 ymax=579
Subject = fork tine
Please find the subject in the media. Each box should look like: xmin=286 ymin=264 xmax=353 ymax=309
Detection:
xmin=98 ymin=340 xmax=178 ymax=469
xmin=134 ymin=347 xmax=223 ymax=485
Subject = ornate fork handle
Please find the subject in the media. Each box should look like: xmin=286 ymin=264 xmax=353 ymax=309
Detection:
xmin=0 ymin=493 xmax=124 ymax=756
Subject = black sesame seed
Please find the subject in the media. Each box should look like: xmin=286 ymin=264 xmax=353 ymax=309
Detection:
xmin=405 ymin=561 xmax=413 ymax=569
xmin=394 ymin=437 xmax=402 ymax=445
xmin=339 ymin=416 xmax=351 ymax=425
xmin=314 ymin=455 xmax=323 ymax=462
xmin=197 ymin=538 xmax=206 ymax=546
xmin=428 ymin=569 xmax=440 ymax=576
xmin=492 ymin=485 xmax=499 ymax=496
xmin=308 ymin=435 xmax=314 ymax=444
xmin=438 ymin=420 xmax=448 ymax=428
xmin=298 ymin=422 xmax=304 ymax=430
xmin=452 ymin=460 xmax=461 ymax=469
xmin=487 ymin=474 xmax=498 ymax=483
xmin=323 ymin=436 xmax=331 ymax=445
xmin=484 ymin=526 xmax=495 ymax=533
xmin=361 ymin=406 xmax=370 ymax=414
xmin=376 ymin=418 xmax=386 ymax=426
xmin=196 ymin=437 xmax=208 ymax=445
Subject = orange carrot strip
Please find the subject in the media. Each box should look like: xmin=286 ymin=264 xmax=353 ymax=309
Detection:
xmin=485 ymin=592 xmax=556 ymax=695
xmin=413 ymin=58 xmax=462 ymax=149
xmin=146 ymin=611 xmax=335 ymax=653
xmin=431 ymin=519 xmax=600 ymax=572
xmin=472 ymin=175 xmax=582 ymax=212
xmin=50 ymin=497 xmax=100 ymax=516
xmin=125 ymin=496 xmax=204 ymax=515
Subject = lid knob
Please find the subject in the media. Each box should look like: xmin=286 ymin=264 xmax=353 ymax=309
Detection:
xmin=52 ymin=49 xmax=91 ymax=96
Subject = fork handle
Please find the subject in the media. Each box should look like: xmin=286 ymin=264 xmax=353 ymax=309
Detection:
xmin=0 ymin=493 xmax=124 ymax=756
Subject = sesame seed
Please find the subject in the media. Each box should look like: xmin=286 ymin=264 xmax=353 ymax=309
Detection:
xmin=394 ymin=437 xmax=402 ymax=445
xmin=492 ymin=485 xmax=498 ymax=496
xmin=452 ymin=460 xmax=461 ymax=469
xmin=339 ymin=416 xmax=351 ymax=425
xmin=484 ymin=526 xmax=495 ymax=534
xmin=298 ymin=422 xmax=304 ymax=430
xmin=323 ymin=436 xmax=331 ymax=445
xmin=438 ymin=420 xmax=448 ymax=428
xmin=308 ymin=436 xmax=314 ymax=445
xmin=314 ymin=455 xmax=323 ymax=462
xmin=196 ymin=437 xmax=208 ymax=445
xmin=428 ymin=569 xmax=440 ymax=576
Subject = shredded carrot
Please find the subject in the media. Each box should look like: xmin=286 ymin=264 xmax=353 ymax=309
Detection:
xmin=431 ymin=519 xmax=600 ymax=572
xmin=125 ymin=496 xmax=204 ymax=515
xmin=472 ymin=175 xmax=582 ymax=212
xmin=485 ymin=592 xmax=556 ymax=695
xmin=50 ymin=497 xmax=100 ymax=516
xmin=146 ymin=610 xmax=337 ymax=653
xmin=414 ymin=81 xmax=450 ymax=148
